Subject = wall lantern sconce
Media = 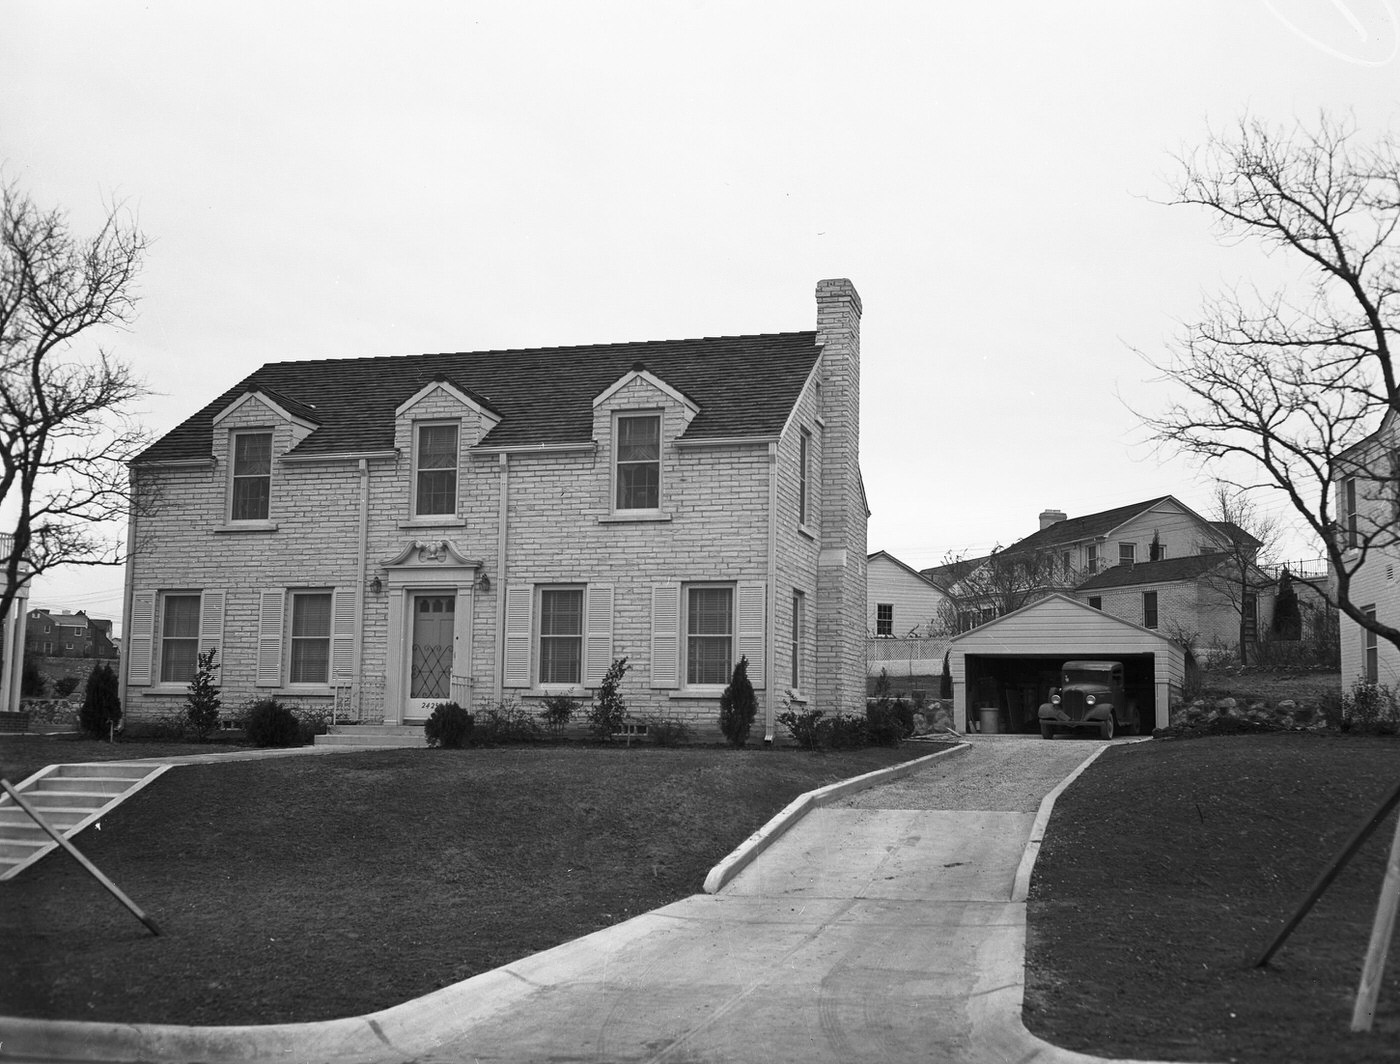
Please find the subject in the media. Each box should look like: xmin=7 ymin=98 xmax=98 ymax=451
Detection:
xmin=477 ymin=574 xmax=491 ymax=594
xmin=369 ymin=576 xmax=383 ymax=595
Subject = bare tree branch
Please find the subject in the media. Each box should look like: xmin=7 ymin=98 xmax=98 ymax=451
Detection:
xmin=1139 ymin=112 xmax=1400 ymax=661
xmin=0 ymin=181 xmax=150 ymax=625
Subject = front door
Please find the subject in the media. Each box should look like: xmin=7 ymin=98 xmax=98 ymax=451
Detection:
xmin=406 ymin=592 xmax=456 ymax=719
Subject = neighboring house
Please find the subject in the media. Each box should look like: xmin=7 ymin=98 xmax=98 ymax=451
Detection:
xmin=24 ymin=608 xmax=119 ymax=660
xmin=121 ymin=279 xmax=869 ymax=740
xmin=1335 ymin=413 xmax=1400 ymax=689
xmin=866 ymin=550 xmax=952 ymax=638
xmin=923 ymin=495 xmax=1277 ymax=656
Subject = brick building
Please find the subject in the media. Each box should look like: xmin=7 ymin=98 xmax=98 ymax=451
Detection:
xmin=24 ymin=609 xmax=119 ymax=660
xmin=122 ymin=280 xmax=868 ymax=739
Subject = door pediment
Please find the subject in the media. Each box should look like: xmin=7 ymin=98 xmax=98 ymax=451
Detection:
xmin=382 ymin=539 xmax=481 ymax=570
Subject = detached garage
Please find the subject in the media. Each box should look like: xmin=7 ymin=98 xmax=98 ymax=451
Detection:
xmin=948 ymin=594 xmax=1188 ymax=736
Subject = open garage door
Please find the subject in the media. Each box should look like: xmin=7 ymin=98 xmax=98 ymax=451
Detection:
xmin=965 ymin=652 xmax=1157 ymax=736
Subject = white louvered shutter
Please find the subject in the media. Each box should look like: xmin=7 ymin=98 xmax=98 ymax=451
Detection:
xmin=583 ymin=584 xmax=614 ymax=687
xmin=650 ymin=583 xmax=681 ymax=689
xmin=255 ymin=589 xmax=286 ymax=687
xmin=737 ymin=582 xmax=766 ymax=689
xmin=127 ymin=591 xmax=156 ymax=686
xmin=330 ymin=590 xmax=356 ymax=682
xmin=198 ymin=590 xmax=226 ymax=666
xmin=503 ymin=584 xmax=533 ymax=688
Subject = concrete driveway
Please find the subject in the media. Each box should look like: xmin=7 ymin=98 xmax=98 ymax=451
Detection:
xmin=2 ymin=739 xmax=1197 ymax=1064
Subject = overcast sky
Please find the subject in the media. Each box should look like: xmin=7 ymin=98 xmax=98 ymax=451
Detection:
xmin=5 ymin=1 xmax=1400 ymax=629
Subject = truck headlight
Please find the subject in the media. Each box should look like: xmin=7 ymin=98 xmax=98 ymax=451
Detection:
xmin=1085 ymin=694 xmax=1097 ymax=706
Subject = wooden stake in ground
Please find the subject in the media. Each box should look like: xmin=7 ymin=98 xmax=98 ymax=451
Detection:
xmin=0 ymin=779 xmax=161 ymax=937
xmin=1353 ymin=808 xmax=1400 ymax=1031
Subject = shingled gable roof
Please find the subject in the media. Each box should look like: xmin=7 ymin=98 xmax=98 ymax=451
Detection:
xmin=1075 ymin=551 xmax=1241 ymax=590
xmin=1007 ymin=496 xmax=1178 ymax=553
xmin=136 ymin=331 xmax=822 ymax=464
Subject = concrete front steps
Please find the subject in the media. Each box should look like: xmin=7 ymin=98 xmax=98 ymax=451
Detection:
xmin=0 ymin=762 xmax=171 ymax=880
xmin=314 ymin=724 xmax=425 ymax=749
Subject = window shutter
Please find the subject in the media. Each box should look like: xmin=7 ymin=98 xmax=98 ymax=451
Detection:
xmin=650 ymin=583 xmax=681 ymax=689
xmin=331 ymin=590 xmax=356 ymax=682
xmin=198 ymin=590 xmax=226 ymax=664
xmin=737 ymin=582 xmax=767 ymax=689
xmin=584 ymin=584 xmax=614 ymax=687
xmin=127 ymin=591 xmax=156 ymax=686
xmin=503 ymin=584 xmax=533 ymax=688
xmin=256 ymin=589 xmax=285 ymax=687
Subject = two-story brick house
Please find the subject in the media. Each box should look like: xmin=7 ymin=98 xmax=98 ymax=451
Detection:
xmin=24 ymin=608 xmax=119 ymax=660
xmin=1335 ymin=412 xmax=1400 ymax=689
xmin=121 ymin=279 xmax=868 ymax=740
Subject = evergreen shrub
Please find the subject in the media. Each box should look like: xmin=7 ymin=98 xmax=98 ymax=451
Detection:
xmin=79 ymin=663 xmax=121 ymax=738
xmin=424 ymin=702 xmax=473 ymax=748
xmin=718 ymin=656 xmax=757 ymax=747
xmin=245 ymin=699 xmax=300 ymax=747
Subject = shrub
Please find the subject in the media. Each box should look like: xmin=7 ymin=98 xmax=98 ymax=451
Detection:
xmin=472 ymin=699 xmax=543 ymax=745
xmin=538 ymin=694 xmax=579 ymax=738
xmin=778 ymin=707 xmax=826 ymax=749
xmin=587 ymin=657 xmax=630 ymax=741
xmin=52 ymin=674 xmax=81 ymax=699
xmin=296 ymin=706 xmax=332 ymax=745
xmin=865 ymin=700 xmax=910 ymax=746
xmin=20 ymin=657 xmax=45 ymax=697
xmin=183 ymin=648 xmax=221 ymax=741
xmin=121 ymin=714 xmax=187 ymax=741
xmin=824 ymin=713 xmax=870 ymax=749
xmin=424 ymin=702 xmax=473 ymax=748
xmin=718 ymin=656 xmax=758 ymax=747
xmin=244 ymin=699 xmax=301 ymax=747
xmin=1343 ymin=679 xmax=1399 ymax=733
xmin=646 ymin=715 xmax=693 ymax=747
xmin=79 ymin=663 xmax=121 ymax=738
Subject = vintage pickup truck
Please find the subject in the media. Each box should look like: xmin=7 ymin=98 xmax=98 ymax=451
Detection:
xmin=1038 ymin=660 xmax=1141 ymax=739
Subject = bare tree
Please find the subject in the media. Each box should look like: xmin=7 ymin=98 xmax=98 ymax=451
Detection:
xmin=1195 ymin=482 xmax=1282 ymax=666
xmin=0 ymin=182 xmax=150 ymax=625
xmin=1141 ymin=113 xmax=1400 ymax=658
xmin=930 ymin=544 xmax=1075 ymax=632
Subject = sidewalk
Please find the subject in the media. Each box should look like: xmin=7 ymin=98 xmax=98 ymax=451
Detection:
xmin=1 ymin=739 xmax=1194 ymax=1064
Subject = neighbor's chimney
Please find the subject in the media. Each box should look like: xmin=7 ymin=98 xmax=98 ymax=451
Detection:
xmin=1040 ymin=509 xmax=1067 ymax=530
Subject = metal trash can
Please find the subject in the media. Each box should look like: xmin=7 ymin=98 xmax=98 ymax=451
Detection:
xmin=977 ymin=707 xmax=1000 ymax=735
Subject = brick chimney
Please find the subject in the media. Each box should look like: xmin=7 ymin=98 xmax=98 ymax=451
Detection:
xmin=814 ymin=279 xmax=867 ymax=715
xmin=1040 ymin=509 xmax=1067 ymax=530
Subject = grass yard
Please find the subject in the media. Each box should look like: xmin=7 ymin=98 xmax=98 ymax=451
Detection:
xmin=0 ymin=738 xmax=935 ymax=1026
xmin=1026 ymin=732 xmax=1400 ymax=1064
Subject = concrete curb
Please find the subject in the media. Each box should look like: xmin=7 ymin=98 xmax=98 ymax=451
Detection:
xmin=1010 ymin=744 xmax=1108 ymax=903
xmin=701 ymin=741 xmax=971 ymax=894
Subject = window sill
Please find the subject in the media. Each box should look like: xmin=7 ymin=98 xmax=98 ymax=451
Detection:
xmin=668 ymin=686 xmax=726 ymax=700
xmin=519 ymin=685 xmax=588 ymax=698
xmin=798 ymin=523 xmax=816 ymax=541
xmin=138 ymin=686 xmax=190 ymax=697
xmin=786 ymin=690 xmax=807 ymax=705
xmin=216 ymin=521 xmax=279 ymax=533
xmin=599 ymin=512 xmax=672 ymax=524
xmin=399 ymin=517 xmax=467 ymax=529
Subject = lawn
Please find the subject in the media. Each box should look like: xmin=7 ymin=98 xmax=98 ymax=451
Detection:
xmin=0 ymin=738 xmax=936 ymax=1026
xmin=1026 ymin=731 xmax=1400 ymax=1064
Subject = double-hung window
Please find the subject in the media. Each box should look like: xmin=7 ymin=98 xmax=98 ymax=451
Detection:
xmin=1345 ymin=476 xmax=1359 ymax=549
xmin=615 ymin=414 xmax=660 ymax=511
xmin=289 ymin=592 xmax=332 ymax=684
xmin=414 ymin=423 xmax=459 ymax=517
xmin=876 ymin=603 xmax=893 ymax=637
xmin=686 ymin=585 xmax=733 ymax=686
xmin=159 ymin=594 xmax=202 ymax=684
xmin=798 ymin=428 xmax=811 ymax=527
xmin=1364 ymin=605 xmax=1379 ymax=683
xmin=1142 ymin=591 xmax=1158 ymax=629
xmin=230 ymin=431 xmax=272 ymax=522
xmin=790 ymin=591 xmax=805 ymax=691
xmin=1120 ymin=543 xmax=1136 ymax=566
xmin=539 ymin=587 xmax=585 ymax=685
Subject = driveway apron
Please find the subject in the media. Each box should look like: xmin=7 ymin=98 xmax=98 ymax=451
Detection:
xmin=3 ymin=741 xmax=1174 ymax=1064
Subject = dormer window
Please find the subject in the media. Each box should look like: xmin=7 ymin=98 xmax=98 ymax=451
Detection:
xmin=414 ymin=422 xmax=459 ymax=517
xmin=230 ymin=431 xmax=272 ymax=522
xmin=615 ymin=413 xmax=660 ymax=511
